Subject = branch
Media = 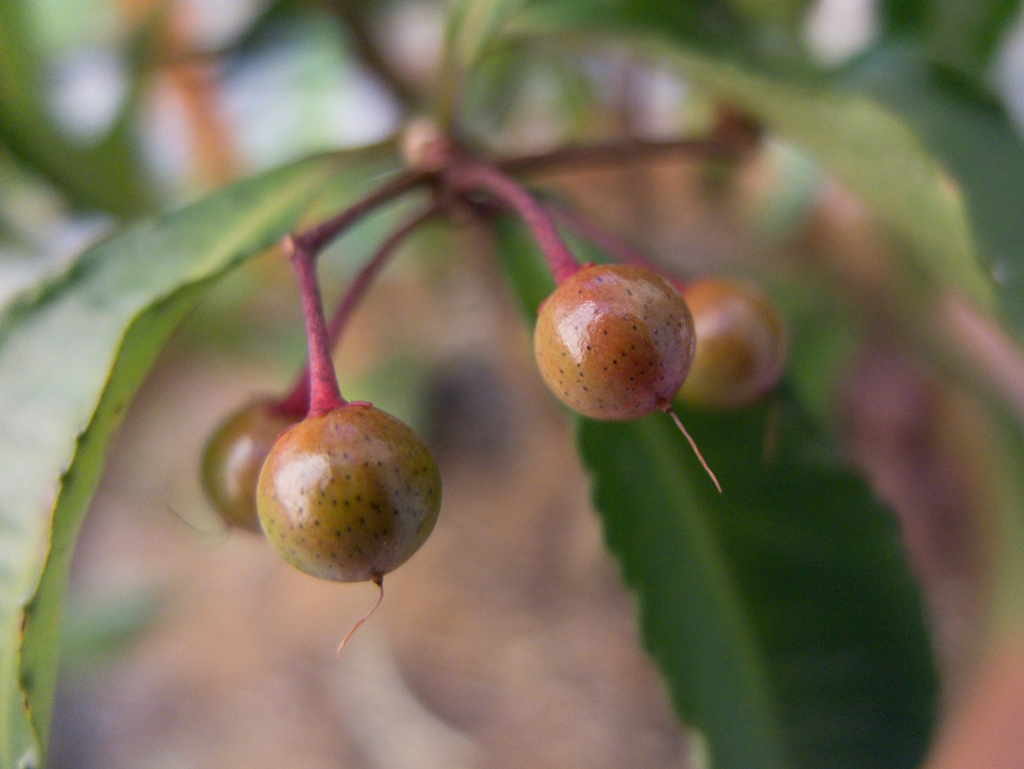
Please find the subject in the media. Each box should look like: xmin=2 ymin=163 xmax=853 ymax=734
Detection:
xmin=496 ymin=137 xmax=742 ymax=178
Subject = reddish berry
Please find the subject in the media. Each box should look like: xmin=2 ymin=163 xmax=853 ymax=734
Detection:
xmin=677 ymin=277 xmax=787 ymax=409
xmin=534 ymin=263 xmax=696 ymax=420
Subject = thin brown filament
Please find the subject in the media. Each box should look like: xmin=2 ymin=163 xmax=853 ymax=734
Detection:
xmin=336 ymin=575 xmax=384 ymax=657
xmin=166 ymin=505 xmax=226 ymax=541
xmin=666 ymin=407 xmax=722 ymax=493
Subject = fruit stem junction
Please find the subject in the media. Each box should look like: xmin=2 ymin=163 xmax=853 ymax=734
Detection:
xmin=285 ymin=235 xmax=347 ymax=417
xmin=546 ymin=202 xmax=689 ymax=294
xmin=290 ymin=170 xmax=428 ymax=255
xmin=445 ymin=158 xmax=580 ymax=285
xmin=277 ymin=205 xmax=439 ymax=417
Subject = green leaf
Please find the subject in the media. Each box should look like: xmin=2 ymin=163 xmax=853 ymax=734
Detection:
xmin=520 ymin=0 xmax=844 ymax=74
xmin=445 ymin=0 xmax=531 ymax=72
xmin=879 ymin=0 xmax=926 ymax=37
xmin=439 ymin=0 xmax=532 ymax=123
xmin=879 ymin=0 xmax=1023 ymax=79
xmin=646 ymin=44 xmax=995 ymax=311
xmin=581 ymin=413 xmax=783 ymax=769
xmin=0 ymin=145 xmax=401 ymax=767
xmin=520 ymin=0 xmax=749 ymax=59
xmin=0 ymin=0 xmax=155 ymax=217
xmin=460 ymin=40 xmax=599 ymax=147
xmin=926 ymin=0 xmax=1021 ymax=78
xmin=579 ymin=402 xmax=937 ymax=769
xmin=840 ymin=44 xmax=1024 ymax=333
xmin=768 ymin=281 xmax=861 ymax=429
xmin=725 ymin=0 xmax=815 ymax=33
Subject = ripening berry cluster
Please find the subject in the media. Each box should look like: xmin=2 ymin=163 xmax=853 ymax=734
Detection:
xmin=201 ymin=268 xmax=785 ymax=579
xmin=198 ymin=126 xmax=787 ymax=593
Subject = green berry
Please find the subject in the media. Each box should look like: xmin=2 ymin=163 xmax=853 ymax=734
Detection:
xmin=201 ymin=399 xmax=297 ymax=532
xmin=256 ymin=404 xmax=441 ymax=582
xmin=534 ymin=263 xmax=696 ymax=420
xmin=677 ymin=277 xmax=787 ymax=409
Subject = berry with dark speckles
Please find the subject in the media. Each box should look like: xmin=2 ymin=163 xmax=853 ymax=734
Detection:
xmin=201 ymin=399 xmax=298 ymax=532
xmin=256 ymin=404 xmax=441 ymax=582
xmin=534 ymin=263 xmax=695 ymax=420
xmin=677 ymin=277 xmax=787 ymax=409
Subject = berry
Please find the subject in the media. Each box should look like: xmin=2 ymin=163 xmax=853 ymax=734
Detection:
xmin=201 ymin=399 xmax=297 ymax=532
xmin=677 ymin=277 xmax=787 ymax=409
xmin=534 ymin=263 xmax=696 ymax=420
xmin=256 ymin=404 xmax=441 ymax=582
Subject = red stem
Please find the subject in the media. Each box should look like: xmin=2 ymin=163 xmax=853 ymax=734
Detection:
xmin=326 ymin=206 xmax=439 ymax=347
xmin=291 ymin=170 xmax=430 ymax=254
xmin=286 ymin=236 xmax=346 ymax=417
xmin=274 ymin=369 xmax=313 ymax=419
xmin=277 ymin=205 xmax=440 ymax=416
xmin=547 ymin=203 xmax=690 ymax=294
xmin=273 ymin=136 xmax=735 ymax=417
xmin=446 ymin=159 xmax=579 ymax=284
xmin=496 ymin=137 xmax=741 ymax=178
